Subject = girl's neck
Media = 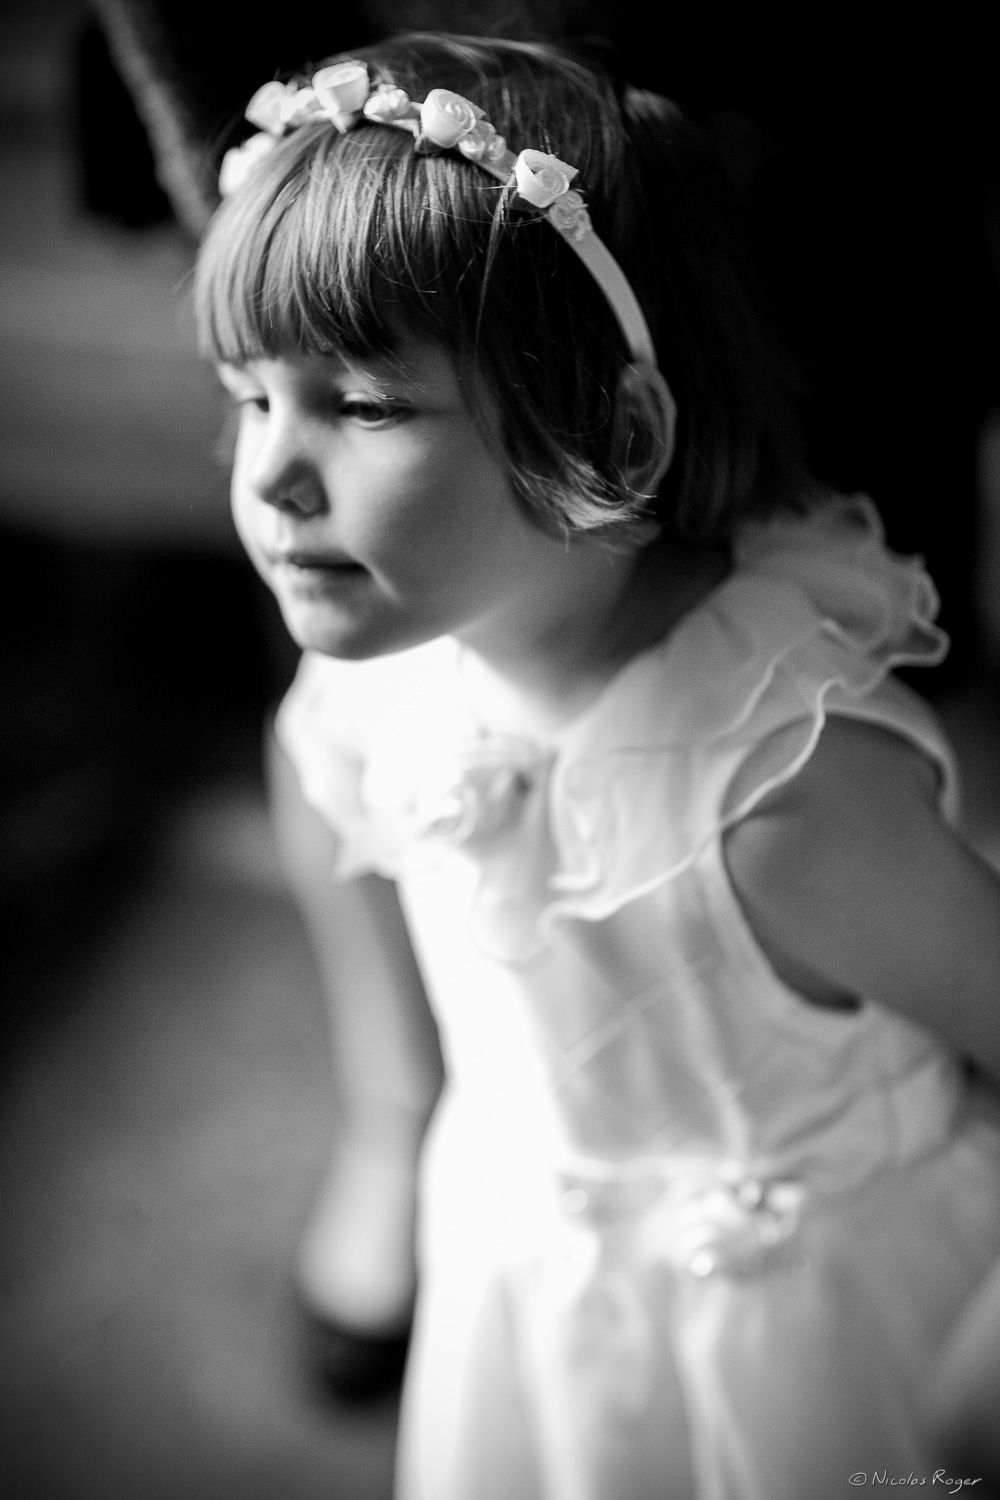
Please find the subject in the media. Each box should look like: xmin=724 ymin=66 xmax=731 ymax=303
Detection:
xmin=454 ymin=539 xmax=730 ymax=736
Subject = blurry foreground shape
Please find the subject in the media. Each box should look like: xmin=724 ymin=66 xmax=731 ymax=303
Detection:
xmin=74 ymin=16 xmax=173 ymax=228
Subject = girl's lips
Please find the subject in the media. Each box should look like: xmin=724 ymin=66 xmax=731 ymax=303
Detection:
xmin=269 ymin=552 xmax=370 ymax=599
xmin=270 ymin=551 xmax=364 ymax=571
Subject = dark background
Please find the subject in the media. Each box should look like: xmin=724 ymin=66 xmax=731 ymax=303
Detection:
xmin=2 ymin=3 xmax=999 ymax=1496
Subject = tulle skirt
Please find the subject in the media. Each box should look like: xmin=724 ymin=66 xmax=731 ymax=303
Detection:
xmin=396 ymin=1086 xmax=1000 ymax=1500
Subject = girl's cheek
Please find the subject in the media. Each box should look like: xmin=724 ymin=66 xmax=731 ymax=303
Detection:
xmin=337 ymin=457 xmax=437 ymax=553
xmin=230 ymin=485 xmax=273 ymax=583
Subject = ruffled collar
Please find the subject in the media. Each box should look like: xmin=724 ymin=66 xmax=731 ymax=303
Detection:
xmin=341 ymin=495 xmax=948 ymax=958
xmin=549 ymin=494 xmax=945 ymax=757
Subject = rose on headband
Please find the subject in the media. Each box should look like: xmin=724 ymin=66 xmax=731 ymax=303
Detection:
xmin=280 ymin=86 xmax=324 ymax=129
xmin=219 ymin=132 xmax=278 ymax=196
xmin=312 ymin=62 xmax=370 ymax=130
xmin=547 ymin=188 xmax=591 ymax=243
xmin=513 ymin=148 xmax=578 ymax=209
xmin=245 ymin=80 xmax=298 ymax=136
xmin=456 ymin=121 xmax=488 ymax=161
xmin=457 ymin=119 xmax=509 ymax=164
xmin=363 ymin=84 xmax=420 ymax=127
xmin=419 ymin=89 xmax=483 ymax=148
xmin=483 ymin=133 xmax=510 ymax=164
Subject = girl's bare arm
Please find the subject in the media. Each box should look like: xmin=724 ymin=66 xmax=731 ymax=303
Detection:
xmin=724 ymin=716 xmax=1000 ymax=1078
xmin=267 ymin=729 xmax=443 ymax=1139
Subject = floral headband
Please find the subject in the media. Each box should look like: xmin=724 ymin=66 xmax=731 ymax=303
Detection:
xmin=219 ymin=61 xmax=657 ymax=369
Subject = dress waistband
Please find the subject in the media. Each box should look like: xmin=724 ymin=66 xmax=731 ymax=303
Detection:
xmin=548 ymin=1052 xmax=963 ymax=1279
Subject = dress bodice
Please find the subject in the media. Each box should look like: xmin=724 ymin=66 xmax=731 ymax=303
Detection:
xmin=279 ymin=494 xmax=962 ymax=1269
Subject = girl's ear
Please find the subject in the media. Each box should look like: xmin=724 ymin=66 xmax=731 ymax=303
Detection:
xmin=611 ymin=361 xmax=678 ymax=500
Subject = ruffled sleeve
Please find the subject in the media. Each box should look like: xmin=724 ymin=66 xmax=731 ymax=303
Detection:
xmin=539 ymin=494 xmax=955 ymax=933
xmin=275 ymin=650 xmax=382 ymax=877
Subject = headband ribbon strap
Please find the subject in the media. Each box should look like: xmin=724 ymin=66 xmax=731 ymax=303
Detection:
xmin=219 ymin=64 xmax=657 ymax=369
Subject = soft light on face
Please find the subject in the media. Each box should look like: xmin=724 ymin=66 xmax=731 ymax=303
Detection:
xmin=219 ymin=340 xmax=562 ymax=660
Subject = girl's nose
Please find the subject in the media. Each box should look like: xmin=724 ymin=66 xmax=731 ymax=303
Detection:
xmin=247 ymin=413 xmax=328 ymax=518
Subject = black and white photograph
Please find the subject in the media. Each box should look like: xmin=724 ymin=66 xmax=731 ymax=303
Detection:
xmin=2 ymin=5 xmax=1000 ymax=1497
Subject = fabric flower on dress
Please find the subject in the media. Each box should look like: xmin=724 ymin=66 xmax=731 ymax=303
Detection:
xmin=529 ymin=1159 xmax=805 ymax=1425
xmin=409 ymin=737 xmax=548 ymax=848
xmin=641 ymin=1170 xmax=805 ymax=1279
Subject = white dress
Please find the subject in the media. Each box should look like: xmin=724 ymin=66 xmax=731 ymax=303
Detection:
xmin=279 ymin=496 xmax=1000 ymax=1500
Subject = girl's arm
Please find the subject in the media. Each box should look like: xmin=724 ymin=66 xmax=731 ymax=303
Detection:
xmin=723 ymin=716 xmax=1000 ymax=1077
xmin=267 ymin=727 xmax=444 ymax=1142
xmin=266 ymin=729 xmax=443 ymax=1334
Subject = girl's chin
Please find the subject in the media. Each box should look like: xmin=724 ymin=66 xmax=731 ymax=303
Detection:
xmin=277 ymin=592 xmax=434 ymax=661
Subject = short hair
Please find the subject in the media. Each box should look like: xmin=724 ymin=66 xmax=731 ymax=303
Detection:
xmin=195 ymin=33 xmax=805 ymax=542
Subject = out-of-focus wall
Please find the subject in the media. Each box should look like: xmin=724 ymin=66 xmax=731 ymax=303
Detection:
xmin=0 ymin=0 xmax=232 ymax=547
xmin=0 ymin=1 xmax=292 ymax=952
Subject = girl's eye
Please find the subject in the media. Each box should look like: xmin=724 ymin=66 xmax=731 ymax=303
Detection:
xmin=339 ymin=397 xmax=412 ymax=426
xmin=232 ymin=394 xmax=269 ymax=415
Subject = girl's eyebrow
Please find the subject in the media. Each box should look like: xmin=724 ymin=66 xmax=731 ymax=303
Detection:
xmin=343 ymin=358 xmax=414 ymax=384
xmin=216 ymin=350 xmax=435 ymax=397
xmin=340 ymin=348 xmax=427 ymax=385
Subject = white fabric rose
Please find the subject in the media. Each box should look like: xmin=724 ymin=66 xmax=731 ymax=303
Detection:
xmin=219 ymin=132 xmax=277 ymax=196
xmin=280 ymin=86 xmax=322 ymax=129
xmin=547 ymin=188 xmax=592 ymax=243
xmin=456 ymin=122 xmax=489 ymax=161
xmin=412 ymin=740 xmax=544 ymax=846
xmin=419 ymin=88 xmax=482 ymax=148
xmin=363 ymin=85 xmax=420 ymax=127
xmin=245 ymin=80 xmax=296 ymax=135
xmin=361 ymin=85 xmax=419 ymax=136
xmin=514 ymin=148 xmax=578 ymax=209
xmin=456 ymin=120 xmax=509 ymax=165
xmin=482 ymin=132 xmax=509 ymax=164
xmin=312 ymin=62 xmax=370 ymax=130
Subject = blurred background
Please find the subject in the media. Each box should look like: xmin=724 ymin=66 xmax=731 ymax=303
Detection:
xmin=1 ymin=3 xmax=998 ymax=1497
xmin=1 ymin=3 xmax=396 ymax=1496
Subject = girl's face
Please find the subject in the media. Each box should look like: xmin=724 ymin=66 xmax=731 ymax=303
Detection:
xmin=219 ymin=341 xmax=567 ymax=660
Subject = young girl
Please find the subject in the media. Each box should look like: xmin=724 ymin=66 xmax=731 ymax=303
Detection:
xmin=195 ymin=34 xmax=1000 ymax=1498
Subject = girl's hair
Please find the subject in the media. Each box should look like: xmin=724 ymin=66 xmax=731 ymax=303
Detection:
xmin=195 ymin=34 xmax=805 ymax=542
